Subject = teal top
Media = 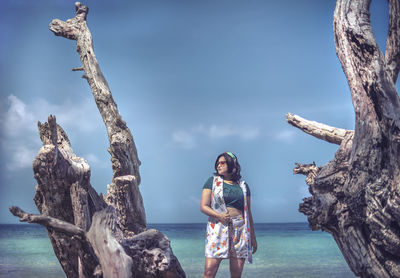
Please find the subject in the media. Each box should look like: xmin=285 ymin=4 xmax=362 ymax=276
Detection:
xmin=202 ymin=176 xmax=250 ymax=212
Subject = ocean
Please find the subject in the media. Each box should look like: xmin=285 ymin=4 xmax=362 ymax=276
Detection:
xmin=0 ymin=223 xmax=355 ymax=278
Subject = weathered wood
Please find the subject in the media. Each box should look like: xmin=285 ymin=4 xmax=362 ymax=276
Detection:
xmin=49 ymin=1 xmax=145 ymax=234
xmin=122 ymin=230 xmax=187 ymax=278
xmin=386 ymin=0 xmax=400 ymax=83
xmin=105 ymin=175 xmax=146 ymax=236
xmin=9 ymin=206 xmax=86 ymax=237
xmin=290 ymin=0 xmax=400 ymax=277
xmin=10 ymin=204 xmax=186 ymax=278
xmin=10 ymin=205 xmax=101 ymax=278
xmin=86 ymin=208 xmax=133 ymax=278
xmin=293 ymin=162 xmax=319 ymax=187
xmin=286 ymin=113 xmax=352 ymax=145
xmin=10 ymin=3 xmax=185 ymax=278
xmin=9 ymin=206 xmax=135 ymax=278
xmin=33 ymin=115 xmax=104 ymax=277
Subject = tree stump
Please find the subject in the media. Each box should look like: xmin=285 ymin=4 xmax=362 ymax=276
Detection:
xmin=288 ymin=0 xmax=400 ymax=277
xmin=10 ymin=3 xmax=185 ymax=278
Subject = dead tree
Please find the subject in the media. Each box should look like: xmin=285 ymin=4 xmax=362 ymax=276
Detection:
xmin=287 ymin=0 xmax=400 ymax=277
xmin=9 ymin=3 xmax=185 ymax=278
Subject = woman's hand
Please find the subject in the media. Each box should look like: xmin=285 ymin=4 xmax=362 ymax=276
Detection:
xmin=217 ymin=212 xmax=230 ymax=225
xmin=251 ymin=237 xmax=257 ymax=254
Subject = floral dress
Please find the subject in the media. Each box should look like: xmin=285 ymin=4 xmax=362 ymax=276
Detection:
xmin=205 ymin=176 xmax=253 ymax=263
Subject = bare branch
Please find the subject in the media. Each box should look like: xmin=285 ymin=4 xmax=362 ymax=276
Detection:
xmin=49 ymin=1 xmax=146 ymax=233
xmin=293 ymin=162 xmax=320 ymax=186
xmin=48 ymin=2 xmax=88 ymax=40
xmin=386 ymin=0 xmax=400 ymax=84
xmin=50 ymin=2 xmax=141 ymax=182
xmin=48 ymin=19 xmax=79 ymax=40
xmin=286 ymin=113 xmax=352 ymax=145
xmin=9 ymin=206 xmax=85 ymax=237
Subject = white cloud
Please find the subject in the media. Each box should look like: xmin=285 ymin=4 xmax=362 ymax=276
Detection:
xmin=84 ymin=153 xmax=109 ymax=169
xmin=1 ymin=95 xmax=37 ymax=137
xmin=5 ymin=145 xmax=37 ymax=170
xmin=172 ymin=123 xmax=260 ymax=149
xmin=275 ymin=129 xmax=296 ymax=142
xmin=0 ymin=95 xmax=40 ymax=171
xmin=1 ymin=94 xmax=102 ymax=138
xmin=85 ymin=153 xmax=100 ymax=164
xmin=196 ymin=124 xmax=260 ymax=140
xmin=1 ymin=94 xmax=105 ymax=171
xmin=238 ymin=127 xmax=260 ymax=140
xmin=172 ymin=130 xmax=196 ymax=149
xmin=207 ymin=125 xmax=236 ymax=139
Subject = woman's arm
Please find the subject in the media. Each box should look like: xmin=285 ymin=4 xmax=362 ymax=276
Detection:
xmin=247 ymin=196 xmax=257 ymax=254
xmin=200 ymin=189 xmax=230 ymax=223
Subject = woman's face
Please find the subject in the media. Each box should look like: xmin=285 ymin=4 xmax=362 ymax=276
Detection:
xmin=216 ymin=156 xmax=229 ymax=176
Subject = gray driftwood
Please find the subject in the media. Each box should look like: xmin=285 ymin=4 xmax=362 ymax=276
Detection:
xmin=287 ymin=0 xmax=400 ymax=277
xmin=9 ymin=3 xmax=185 ymax=278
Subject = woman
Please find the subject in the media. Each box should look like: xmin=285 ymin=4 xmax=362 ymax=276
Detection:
xmin=200 ymin=152 xmax=257 ymax=278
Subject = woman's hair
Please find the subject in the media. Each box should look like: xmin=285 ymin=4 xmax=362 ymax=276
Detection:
xmin=214 ymin=152 xmax=242 ymax=182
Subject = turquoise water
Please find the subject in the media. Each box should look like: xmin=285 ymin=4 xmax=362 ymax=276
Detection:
xmin=0 ymin=223 xmax=355 ymax=278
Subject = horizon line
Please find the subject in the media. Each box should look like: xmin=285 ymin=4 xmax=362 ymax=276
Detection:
xmin=0 ymin=221 xmax=309 ymax=225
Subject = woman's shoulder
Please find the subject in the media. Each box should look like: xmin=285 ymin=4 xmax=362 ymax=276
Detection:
xmin=202 ymin=176 xmax=214 ymax=189
xmin=208 ymin=176 xmax=216 ymax=183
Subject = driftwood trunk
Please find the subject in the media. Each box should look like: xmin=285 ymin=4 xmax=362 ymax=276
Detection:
xmin=10 ymin=3 xmax=185 ymax=278
xmin=288 ymin=0 xmax=400 ymax=277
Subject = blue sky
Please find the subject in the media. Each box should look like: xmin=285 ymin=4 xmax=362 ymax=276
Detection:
xmin=0 ymin=0 xmax=394 ymax=224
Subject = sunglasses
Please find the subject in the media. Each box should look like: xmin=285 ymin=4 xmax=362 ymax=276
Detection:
xmin=217 ymin=161 xmax=227 ymax=166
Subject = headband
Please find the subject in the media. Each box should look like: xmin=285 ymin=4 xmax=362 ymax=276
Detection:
xmin=225 ymin=152 xmax=236 ymax=160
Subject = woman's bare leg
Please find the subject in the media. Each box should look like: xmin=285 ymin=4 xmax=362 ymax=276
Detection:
xmin=229 ymin=257 xmax=245 ymax=278
xmin=203 ymin=258 xmax=223 ymax=278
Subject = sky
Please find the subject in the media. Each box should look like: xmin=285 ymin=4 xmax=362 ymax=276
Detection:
xmin=0 ymin=0 xmax=395 ymax=224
